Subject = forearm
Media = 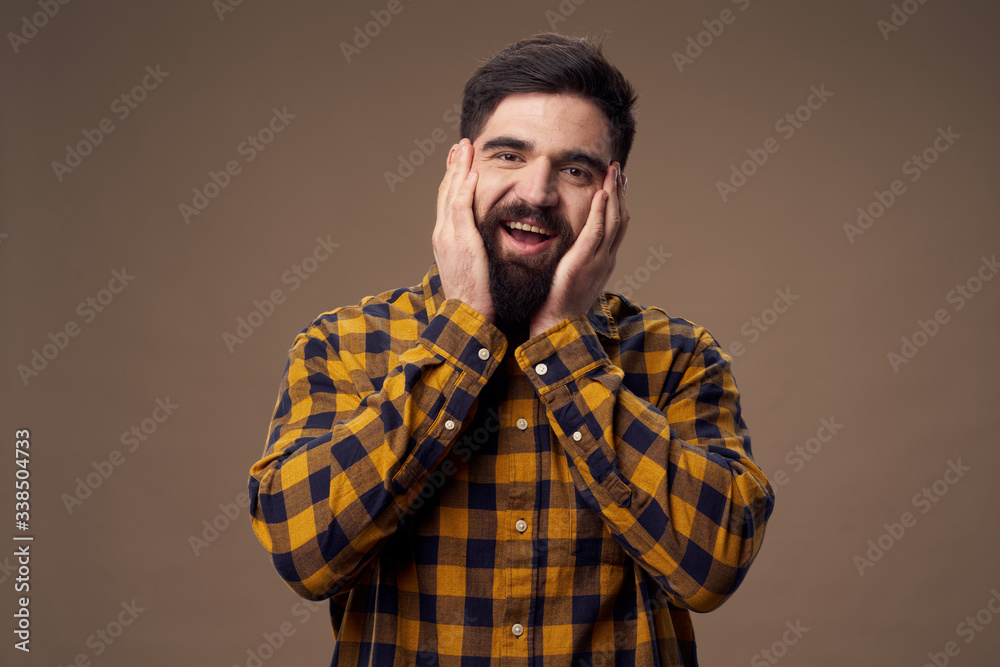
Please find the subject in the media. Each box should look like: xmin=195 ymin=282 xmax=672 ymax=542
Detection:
xmin=516 ymin=314 xmax=774 ymax=612
xmin=249 ymin=299 xmax=506 ymax=599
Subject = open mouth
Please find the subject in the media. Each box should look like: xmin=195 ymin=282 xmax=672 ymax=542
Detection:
xmin=502 ymin=220 xmax=555 ymax=246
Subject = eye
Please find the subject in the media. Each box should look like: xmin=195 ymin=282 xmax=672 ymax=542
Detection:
xmin=564 ymin=166 xmax=590 ymax=181
xmin=496 ymin=152 xmax=520 ymax=162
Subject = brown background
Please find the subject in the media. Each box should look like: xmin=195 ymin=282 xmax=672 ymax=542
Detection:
xmin=3 ymin=0 xmax=999 ymax=664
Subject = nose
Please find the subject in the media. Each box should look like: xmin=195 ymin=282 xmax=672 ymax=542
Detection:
xmin=513 ymin=158 xmax=558 ymax=208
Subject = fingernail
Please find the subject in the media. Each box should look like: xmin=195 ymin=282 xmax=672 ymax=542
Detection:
xmin=623 ymin=175 xmax=628 ymax=194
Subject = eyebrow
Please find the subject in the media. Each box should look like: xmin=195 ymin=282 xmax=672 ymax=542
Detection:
xmin=480 ymin=135 xmax=608 ymax=176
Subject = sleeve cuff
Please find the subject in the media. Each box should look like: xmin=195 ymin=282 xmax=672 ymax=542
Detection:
xmin=420 ymin=298 xmax=507 ymax=382
xmin=514 ymin=314 xmax=610 ymax=393
xmin=391 ymin=299 xmax=507 ymax=495
xmin=514 ymin=315 xmax=631 ymax=508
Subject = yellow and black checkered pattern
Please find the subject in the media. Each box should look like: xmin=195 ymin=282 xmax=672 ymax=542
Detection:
xmin=249 ymin=263 xmax=774 ymax=666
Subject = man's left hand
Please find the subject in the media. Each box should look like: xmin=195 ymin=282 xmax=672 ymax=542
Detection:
xmin=528 ymin=162 xmax=629 ymax=339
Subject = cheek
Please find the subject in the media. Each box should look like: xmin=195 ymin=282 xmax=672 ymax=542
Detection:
xmin=566 ymin=191 xmax=598 ymax=236
xmin=473 ymin=173 xmax=509 ymax=216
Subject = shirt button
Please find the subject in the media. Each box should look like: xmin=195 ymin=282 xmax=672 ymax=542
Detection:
xmin=444 ymin=420 xmax=456 ymax=430
xmin=478 ymin=348 xmax=490 ymax=360
xmin=572 ymin=431 xmax=582 ymax=441
xmin=535 ymin=363 xmax=547 ymax=376
xmin=516 ymin=418 xmax=528 ymax=430
xmin=511 ymin=623 xmax=524 ymax=637
xmin=515 ymin=519 xmax=527 ymax=533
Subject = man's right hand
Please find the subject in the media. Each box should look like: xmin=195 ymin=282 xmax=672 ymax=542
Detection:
xmin=431 ymin=138 xmax=495 ymax=324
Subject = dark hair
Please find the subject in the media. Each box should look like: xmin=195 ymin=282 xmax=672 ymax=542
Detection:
xmin=461 ymin=32 xmax=638 ymax=171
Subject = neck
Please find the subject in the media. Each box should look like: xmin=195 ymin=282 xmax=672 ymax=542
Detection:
xmin=497 ymin=318 xmax=530 ymax=348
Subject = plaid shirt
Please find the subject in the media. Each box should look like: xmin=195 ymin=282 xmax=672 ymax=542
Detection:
xmin=249 ymin=262 xmax=774 ymax=666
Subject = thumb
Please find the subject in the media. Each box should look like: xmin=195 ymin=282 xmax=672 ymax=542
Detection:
xmin=570 ymin=189 xmax=608 ymax=259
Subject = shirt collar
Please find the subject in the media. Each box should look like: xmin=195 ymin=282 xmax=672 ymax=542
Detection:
xmin=421 ymin=262 xmax=619 ymax=341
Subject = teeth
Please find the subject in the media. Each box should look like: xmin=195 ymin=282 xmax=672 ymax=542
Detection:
xmin=504 ymin=221 xmax=553 ymax=237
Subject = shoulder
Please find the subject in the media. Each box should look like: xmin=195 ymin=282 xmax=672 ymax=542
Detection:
xmin=291 ymin=279 xmax=427 ymax=355
xmin=601 ymin=291 xmax=727 ymax=367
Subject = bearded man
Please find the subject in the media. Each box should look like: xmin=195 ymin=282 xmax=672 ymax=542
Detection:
xmin=249 ymin=32 xmax=774 ymax=667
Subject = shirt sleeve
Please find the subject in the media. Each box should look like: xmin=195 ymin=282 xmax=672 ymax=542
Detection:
xmin=248 ymin=298 xmax=507 ymax=600
xmin=514 ymin=310 xmax=774 ymax=613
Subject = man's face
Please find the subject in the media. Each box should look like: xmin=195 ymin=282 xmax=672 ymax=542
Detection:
xmin=469 ymin=93 xmax=614 ymax=333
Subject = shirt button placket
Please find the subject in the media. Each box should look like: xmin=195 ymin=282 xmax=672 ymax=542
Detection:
xmin=505 ymin=367 xmax=536 ymax=658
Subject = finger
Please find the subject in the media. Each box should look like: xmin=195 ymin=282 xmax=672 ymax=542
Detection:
xmin=451 ymin=168 xmax=479 ymax=229
xmin=437 ymin=140 xmax=472 ymax=229
xmin=570 ymin=187 xmax=609 ymax=261
xmin=438 ymin=143 xmax=460 ymax=214
xmin=449 ymin=139 xmax=476 ymax=201
xmin=447 ymin=140 xmax=470 ymax=189
xmin=594 ymin=163 xmax=619 ymax=254
xmin=448 ymin=140 xmax=477 ymax=229
xmin=610 ymin=166 xmax=629 ymax=256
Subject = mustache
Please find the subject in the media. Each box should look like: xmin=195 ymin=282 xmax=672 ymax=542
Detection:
xmin=480 ymin=199 xmax=571 ymax=242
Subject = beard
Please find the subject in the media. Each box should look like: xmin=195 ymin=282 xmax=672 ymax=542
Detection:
xmin=475 ymin=197 xmax=574 ymax=337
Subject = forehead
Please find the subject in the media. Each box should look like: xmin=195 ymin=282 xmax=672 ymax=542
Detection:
xmin=477 ymin=93 xmax=612 ymax=160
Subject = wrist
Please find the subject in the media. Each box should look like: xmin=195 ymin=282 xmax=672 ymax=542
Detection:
xmin=529 ymin=314 xmax=566 ymax=339
xmin=458 ymin=297 xmax=495 ymax=324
